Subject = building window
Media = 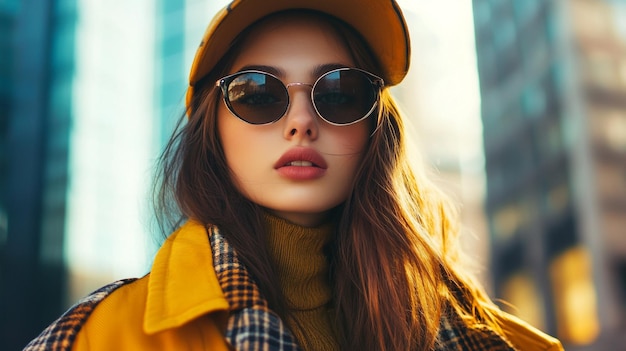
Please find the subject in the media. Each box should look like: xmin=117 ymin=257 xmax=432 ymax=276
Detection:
xmin=616 ymin=259 xmax=626 ymax=313
xmin=522 ymin=83 xmax=546 ymax=119
xmin=492 ymin=204 xmax=522 ymax=241
xmin=493 ymin=17 xmax=517 ymax=52
xmin=512 ymin=0 xmax=540 ymax=25
xmin=536 ymin=119 xmax=563 ymax=161
xmin=612 ymin=2 xmax=626 ymax=41
xmin=584 ymin=50 xmax=620 ymax=90
xmin=491 ymin=192 xmax=537 ymax=242
xmin=473 ymin=0 xmax=491 ymax=28
xmin=603 ymin=112 xmax=626 ymax=153
xmin=596 ymin=161 xmax=626 ymax=201
xmin=603 ymin=211 xmax=626 ymax=256
xmin=591 ymin=107 xmax=626 ymax=153
xmin=571 ymin=0 xmax=613 ymax=41
xmin=544 ymin=181 xmax=570 ymax=218
xmin=619 ymin=59 xmax=626 ymax=89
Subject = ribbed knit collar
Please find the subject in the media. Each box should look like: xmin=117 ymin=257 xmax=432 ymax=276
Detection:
xmin=263 ymin=213 xmax=334 ymax=311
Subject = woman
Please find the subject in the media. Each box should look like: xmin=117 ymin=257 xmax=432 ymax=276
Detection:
xmin=26 ymin=0 xmax=563 ymax=350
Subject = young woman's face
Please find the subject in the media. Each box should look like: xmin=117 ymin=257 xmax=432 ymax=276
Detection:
xmin=217 ymin=15 xmax=371 ymax=227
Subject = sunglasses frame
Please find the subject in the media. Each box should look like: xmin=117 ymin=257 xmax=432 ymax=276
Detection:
xmin=215 ymin=67 xmax=385 ymax=126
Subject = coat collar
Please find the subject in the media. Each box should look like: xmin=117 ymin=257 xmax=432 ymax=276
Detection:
xmin=140 ymin=220 xmax=520 ymax=350
xmin=143 ymin=220 xmax=229 ymax=334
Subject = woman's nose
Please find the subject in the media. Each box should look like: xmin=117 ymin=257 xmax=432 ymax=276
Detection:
xmin=282 ymin=86 xmax=319 ymax=140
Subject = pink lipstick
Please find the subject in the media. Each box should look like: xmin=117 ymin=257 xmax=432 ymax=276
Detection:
xmin=274 ymin=147 xmax=327 ymax=180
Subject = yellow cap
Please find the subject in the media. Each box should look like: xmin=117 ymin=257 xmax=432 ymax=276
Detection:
xmin=186 ymin=0 xmax=410 ymax=109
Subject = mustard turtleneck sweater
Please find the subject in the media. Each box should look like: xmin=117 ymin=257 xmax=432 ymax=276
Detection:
xmin=263 ymin=214 xmax=340 ymax=351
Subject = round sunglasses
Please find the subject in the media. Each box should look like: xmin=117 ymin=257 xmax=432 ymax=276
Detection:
xmin=215 ymin=67 xmax=384 ymax=125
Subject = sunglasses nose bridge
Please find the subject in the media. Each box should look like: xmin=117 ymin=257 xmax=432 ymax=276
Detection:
xmin=285 ymin=82 xmax=314 ymax=91
xmin=284 ymin=81 xmax=316 ymax=112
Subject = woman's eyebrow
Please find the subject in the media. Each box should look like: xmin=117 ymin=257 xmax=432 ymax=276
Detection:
xmin=236 ymin=63 xmax=350 ymax=80
xmin=312 ymin=63 xmax=349 ymax=77
xmin=237 ymin=65 xmax=285 ymax=77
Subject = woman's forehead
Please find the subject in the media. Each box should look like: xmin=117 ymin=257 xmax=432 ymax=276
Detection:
xmin=229 ymin=13 xmax=354 ymax=75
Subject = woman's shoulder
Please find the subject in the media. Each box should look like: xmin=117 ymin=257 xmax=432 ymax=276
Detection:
xmin=495 ymin=310 xmax=564 ymax=351
xmin=436 ymin=312 xmax=563 ymax=351
xmin=23 ymin=221 xmax=231 ymax=350
xmin=23 ymin=278 xmax=141 ymax=351
xmin=437 ymin=302 xmax=563 ymax=351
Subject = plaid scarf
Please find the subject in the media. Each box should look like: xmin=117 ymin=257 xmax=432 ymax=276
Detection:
xmin=207 ymin=226 xmax=516 ymax=351
xmin=24 ymin=225 xmax=516 ymax=351
xmin=208 ymin=225 xmax=301 ymax=350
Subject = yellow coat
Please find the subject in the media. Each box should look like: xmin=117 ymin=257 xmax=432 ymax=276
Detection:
xmin=25 ymin=221 xmax=563 ymax=350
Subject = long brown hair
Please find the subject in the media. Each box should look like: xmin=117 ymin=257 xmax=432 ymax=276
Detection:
xmin=154 ymin=10 xmax=502 ymax=351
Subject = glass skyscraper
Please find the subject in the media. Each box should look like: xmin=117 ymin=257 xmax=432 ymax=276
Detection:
xmin=2 ymin=0 xmax=158 ymax=348
xmin=1 ymin=0 xmax=75 ymax=348
xmin=472 ymin=0 xmax=626 ymax=349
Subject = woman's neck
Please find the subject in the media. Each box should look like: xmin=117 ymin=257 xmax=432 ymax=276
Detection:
xmin=263 ymin=213 xmax=334 ymax=310
xmin=263 ymin=208 xmax=332 ymax=228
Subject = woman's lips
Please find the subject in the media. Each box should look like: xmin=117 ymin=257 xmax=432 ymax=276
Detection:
xmin=274 ymin=148 xmax=327 ymax=180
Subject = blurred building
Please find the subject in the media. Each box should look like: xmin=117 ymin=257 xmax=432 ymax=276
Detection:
xmin=63 ymin=0 xmax=156 ymax=303
xmin=2 ymin=0 xmax=157 ymax=348
xmin=391 ymin=2 xmax=492 ymax=291
xmin=0 ymin=0 xmax=14 ymax=235
xmin=155 ymin=0 xmax=186 ymax=144
xmin=155 ymin=0 xmax=229 ymax=137
xmin=472 ymin=0 xmax=626 ymax=349
xmin=0 ymin=0 xmax=75 ymax=348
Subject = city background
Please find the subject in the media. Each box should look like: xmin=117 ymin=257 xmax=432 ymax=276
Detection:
xmin=1 ymin=0 xmax=625 ymax=350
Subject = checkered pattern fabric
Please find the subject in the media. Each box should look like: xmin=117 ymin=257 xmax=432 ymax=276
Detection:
xmin=23 ymin=279 xmax=137 ymax=351
xmin=23 ymin=224 xmax=518 ymax=351
xmin=208 ymin=226 xmax=516 ymax=351
xmin=435 ymin=309 xmax=515 ymax=351
xmin=208 ymin=226 xmax=301 ymax=351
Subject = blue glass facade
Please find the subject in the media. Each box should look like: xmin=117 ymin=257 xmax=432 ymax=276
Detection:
xmin=156 ymin=0 xmax=186 ymax=145
xmin=0 ymin=0 xmax=75 ymax=348
xmin=0 ymin=0 xmax=17 ymax=247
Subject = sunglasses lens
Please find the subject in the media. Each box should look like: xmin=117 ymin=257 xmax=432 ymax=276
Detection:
xmin=314 ymin=70 xmax=378 ymax=124
xmin=226 ymin=72 xmax=288 ymax=124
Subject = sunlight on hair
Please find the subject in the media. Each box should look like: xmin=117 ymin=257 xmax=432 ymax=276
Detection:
xmin=391 ymin=0 xmax=490 ymax=290
xmin=62 ymin=0 xmax=488 ymax=305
